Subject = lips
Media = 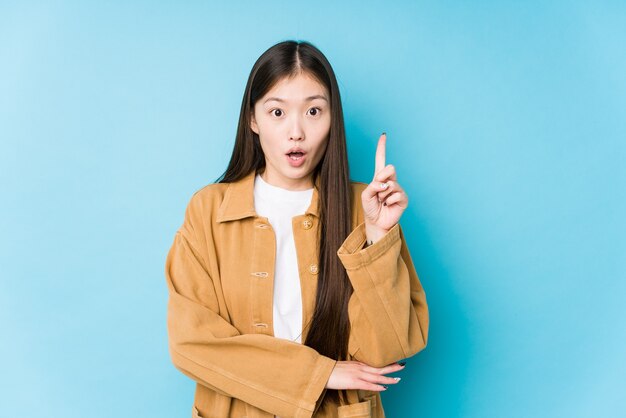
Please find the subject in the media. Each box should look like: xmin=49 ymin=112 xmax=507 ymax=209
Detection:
xmin=285 ymin=148 xmax=307 ymax=167
xmin=286 ymin=147 xmax=307 ymax=157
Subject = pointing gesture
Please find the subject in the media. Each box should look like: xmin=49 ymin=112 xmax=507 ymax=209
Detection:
xmin=361 ymin=133 xmax=409 ymax=244
xmin=375 ymin=131 xmax=386 ymax=175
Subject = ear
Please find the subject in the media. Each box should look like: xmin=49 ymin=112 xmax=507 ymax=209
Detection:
xmin=250 ymin=112 xmax=259 ymax=134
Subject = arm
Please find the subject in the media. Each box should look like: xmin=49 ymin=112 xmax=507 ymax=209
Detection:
xmin=165 ymin=204 xmax=336 ymax=417
xmin=337 ymin=221 xmax=429 ymax=368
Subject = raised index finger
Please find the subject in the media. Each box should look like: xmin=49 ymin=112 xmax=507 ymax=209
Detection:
xmin=375 ymin=132 xmax=386 ymax=176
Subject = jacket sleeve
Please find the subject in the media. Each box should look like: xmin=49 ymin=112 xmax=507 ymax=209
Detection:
xmin=165 ymin=201 xmax=336 ymax=418
xmin=336 ymin=221 xmax=429 ymax=368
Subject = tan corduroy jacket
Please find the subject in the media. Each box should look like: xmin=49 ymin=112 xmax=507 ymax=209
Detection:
xmin=164 ymin=169 xmax=429 ymax=418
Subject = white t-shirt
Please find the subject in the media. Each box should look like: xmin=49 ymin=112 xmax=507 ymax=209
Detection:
xmin=253 ymin=173 xmax=314 ymax=345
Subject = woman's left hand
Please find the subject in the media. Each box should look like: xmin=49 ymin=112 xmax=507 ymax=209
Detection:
xmin=361 ymin=133 xmax=409 ymax=243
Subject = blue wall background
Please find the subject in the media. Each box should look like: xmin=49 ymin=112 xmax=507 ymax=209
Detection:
xmin=1 ymin=1 xmax=624 ymax=417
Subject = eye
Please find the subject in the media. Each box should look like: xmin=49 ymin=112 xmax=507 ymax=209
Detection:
xmin=271 ymin=109 xmax=283 ymax=117
xmin=308 ymin=107 xmax=321 ymax=116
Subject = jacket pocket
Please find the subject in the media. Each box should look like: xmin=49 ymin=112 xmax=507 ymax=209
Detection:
xmin=337 ymin=399 xmax=372 ymax=418
xmin=363 ymin=394 xmax=382 ymax=418
xmin=362 ymin=393 xmax=377 ymax=410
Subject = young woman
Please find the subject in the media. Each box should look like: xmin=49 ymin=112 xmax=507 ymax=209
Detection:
xmin=165 ymin=40 xmax=429 ymax=418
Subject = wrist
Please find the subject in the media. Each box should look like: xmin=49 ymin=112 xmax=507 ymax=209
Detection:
xmin=364 ymin=222 xmax=388 ymax=247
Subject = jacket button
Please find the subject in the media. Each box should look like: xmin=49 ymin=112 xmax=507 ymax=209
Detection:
xmin=302 ymin=219 xmax=313 ymax=229
xmin=309 ymin=264 xmax=319 ymax=274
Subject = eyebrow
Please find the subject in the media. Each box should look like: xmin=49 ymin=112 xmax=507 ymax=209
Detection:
xmin=263 ymin=95 xmax=328 ymax=104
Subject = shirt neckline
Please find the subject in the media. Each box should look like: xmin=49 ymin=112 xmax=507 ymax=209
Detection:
xmin=254 ymin=173 xmax=314 ymax=202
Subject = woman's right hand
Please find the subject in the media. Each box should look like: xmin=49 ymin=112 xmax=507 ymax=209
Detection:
xmin=325 ymin=360 xmax=406 ymax=391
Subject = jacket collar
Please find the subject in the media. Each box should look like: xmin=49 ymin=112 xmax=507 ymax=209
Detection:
xmin=216 ymin=169 xmax=321 ymax=223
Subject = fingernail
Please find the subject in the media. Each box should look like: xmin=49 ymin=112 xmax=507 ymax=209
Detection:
xmin=380 ymin=182 xmax=388 ymax=189
xmin=382 ymin=385 xmax=388 ymax=390
xmin=382 ymin=131 xmax=386 ymax=136
xmin=394 ymin=377 xmax=401 ymax=381
xmin=399 ymin=361 xmax=406 ymax=366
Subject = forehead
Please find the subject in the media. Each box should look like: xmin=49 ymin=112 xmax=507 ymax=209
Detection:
xmin=262 ymin=72 xmax=329 ymax=102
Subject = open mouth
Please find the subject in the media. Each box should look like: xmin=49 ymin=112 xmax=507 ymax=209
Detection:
xmin=287 ymin=152 xmax=305 ymax=160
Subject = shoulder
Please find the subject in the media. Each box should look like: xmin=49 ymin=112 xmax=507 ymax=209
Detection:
xmin=349 ymin=180 xmax=369 ymax=226
xmin=182 ymin=182 xmax=229 ymax=225
xmin=191 ymin=182 xmax=229 ymax=202
xmin=350 ymin=180 xmax=368 ymax=195
xmin=188 ymin=181 xmax=229 ymax=206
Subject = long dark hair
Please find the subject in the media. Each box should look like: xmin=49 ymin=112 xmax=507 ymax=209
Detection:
xmin=215 ymin=40 xmax=353 ymax=406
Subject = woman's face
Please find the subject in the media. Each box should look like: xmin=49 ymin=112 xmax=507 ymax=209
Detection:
xmin=250 ymin=71 xmax=331 ymax=190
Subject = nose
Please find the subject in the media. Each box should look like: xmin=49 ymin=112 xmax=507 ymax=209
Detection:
xmin=289 ymin=115 xmax=304 ymax=141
